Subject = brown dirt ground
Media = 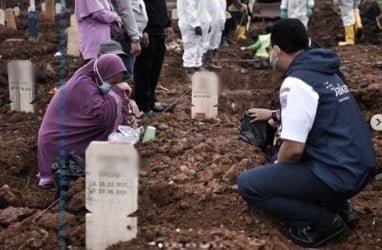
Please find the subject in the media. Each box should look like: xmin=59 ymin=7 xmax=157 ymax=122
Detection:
xmin=0 ymin=1 xmax=381 ymax=250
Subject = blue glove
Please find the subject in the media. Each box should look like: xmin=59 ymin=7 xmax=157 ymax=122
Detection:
xmin=280 ymin=8 xmax=287 ymax=19
xmin=307 ymin=5 xmax=314 ymax=17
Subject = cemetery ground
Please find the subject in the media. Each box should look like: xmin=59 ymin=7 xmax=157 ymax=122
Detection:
xmin=0 ymin=3 xmax=382 ymax=250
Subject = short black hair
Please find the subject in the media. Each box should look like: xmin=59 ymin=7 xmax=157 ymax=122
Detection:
xmin=270 ymin=18 xmax=309 ymax=54
xmin=265 ymin=23 xmax=273 ymax=34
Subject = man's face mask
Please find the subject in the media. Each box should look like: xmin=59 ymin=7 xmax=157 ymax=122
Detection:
xmin=269 ymin=45 xmax=280 ymax=70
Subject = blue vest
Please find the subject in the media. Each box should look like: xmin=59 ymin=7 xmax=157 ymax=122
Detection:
xmin=286 ymin=49 xmax=376 ymax=194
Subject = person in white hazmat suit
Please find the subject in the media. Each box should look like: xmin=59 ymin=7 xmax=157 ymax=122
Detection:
xmin=280 ymin=0 xmax=315 ymax=29
xmin=335 ymin=0 xmax=363 ymax=46
xmin=204 ymin=0 xmax=227 ymax=69
xmin=177 ymin=0 xmax=212 ymax=76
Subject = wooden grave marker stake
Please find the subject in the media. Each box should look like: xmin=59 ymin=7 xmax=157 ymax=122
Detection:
xmin=7 ymin=60 xmax=36 ymax=113
xmin=67 ymin=15 xmax=80 ymax=56
xmin=41 ymin=2 xmax=46 ymax=12
xmin=13 ymin=7 xmax=20 ymax=17
xmin=0 ymin=9 xmax=5 ymax=26
xmin=4 ymin=8 xmax=16 ymax=30
xmin=55 ymin=3 xmax=62 ymax=14
xmin=45 ymin=0 xmax=55 ymax=21
xmin=171 ymin=9 xmax=178 ymax=20
xmin=29 ymin=0 xmax=36 ymax=11
xmin=7 ymin=61 xmax=20 ymax=111
xmin=191 ymin=71 xmax=219 ymax=119
xmin=86 ymin=142 xmax=138 ymax=250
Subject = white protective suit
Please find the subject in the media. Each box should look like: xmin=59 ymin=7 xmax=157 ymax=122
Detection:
xmin=205 ymin=0 xmax=227 ymax=51
xmin=177 ymin=0 xmax=212 ymax=68
xmin=280 ymin=0 xmax=315 ymax=29
xmin=337 ymin=0 xmax=361 ymax=26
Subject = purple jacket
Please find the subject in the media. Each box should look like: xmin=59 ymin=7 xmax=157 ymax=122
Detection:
xmin=37 ymin=57 xmax=129 ymax=187
xmin=75 ymin=0 xmax=120 ymax=60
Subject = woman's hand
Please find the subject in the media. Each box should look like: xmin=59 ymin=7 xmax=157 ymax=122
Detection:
xmin=247 ymin=108 xmax=272 ymax=122
xmin=117 ymin=82 xmax=132 ymax=97
xmin=129 ymin=99 xmax=142 ymax=118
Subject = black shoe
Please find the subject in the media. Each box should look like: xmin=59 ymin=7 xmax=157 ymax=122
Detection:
xmin=288 ymin=215 xmax=349 ymax=248
xmin=152 ymin=102 xmax=169 ymax=112
xmin=144 ymin=110 xmax=156 ymax=118
xmin=185 ymin=67 xmax=194 ymax=74
xmin=185 ymin=67 xmax=195 ymax=81
xmin=337 ymin=201 xmax=360 ymax=227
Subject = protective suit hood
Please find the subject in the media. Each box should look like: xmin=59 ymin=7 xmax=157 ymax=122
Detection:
xmin=286 ymin=48 xmax=340 ymax=75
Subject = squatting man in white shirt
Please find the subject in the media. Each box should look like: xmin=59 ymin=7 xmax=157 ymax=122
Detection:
xmin=237 ymin=18 xmax=375 ymax=248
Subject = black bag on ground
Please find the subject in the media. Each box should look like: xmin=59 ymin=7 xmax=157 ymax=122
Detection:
xmin=52 ymin=152 xmax=85 ymax=197
xmin=237 ymin=111 xmax=274 ymax=150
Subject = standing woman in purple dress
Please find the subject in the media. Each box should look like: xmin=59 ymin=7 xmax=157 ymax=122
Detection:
xmin=75 ymin=0 xmax=122 ymax=61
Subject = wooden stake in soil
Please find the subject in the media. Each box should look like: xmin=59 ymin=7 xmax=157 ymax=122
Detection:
xmin=171 ymin=9 xmax=178 ymax=20
xmin=86 ymin=142 xmax=138 ymax=250
xmin=13 ymin=7 xmax=20 ymax=17
xmin=191 ymin=71 xmax=219 ymax=119
xmin=41 ymin=2 xmax=46 ymax=12
xmin=67 ymin=14 xmax=81 ymax=56
xmin=45 ymin=0 xmax=55 ymax=21
xmin=0 ymin=9 xmax=5 ymax=26
xmin=29 ymin=0 xmax=36 ymax=12
xmin=4 ymin=8 xmax=16 ymax=30
xmin=7 ymin=60 xmax=36 ymax=113
xmin=55 ymin=3 xmax=62 ymax=14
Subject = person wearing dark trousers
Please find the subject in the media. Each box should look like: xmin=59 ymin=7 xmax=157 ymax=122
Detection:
xmin=133 ymin=0 xmax=173 ymax=117
xmin=238 ymin=18 xmax=375 ymax=248
xmin=111 ymin=0 xmax=148 ymax=79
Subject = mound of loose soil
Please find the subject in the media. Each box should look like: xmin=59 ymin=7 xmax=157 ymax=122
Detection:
xmin=0 ymin=2 xmax=381 ymax=249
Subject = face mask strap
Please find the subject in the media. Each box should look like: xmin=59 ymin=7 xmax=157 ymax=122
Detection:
xmin=93 ymin=59 xmax=104 ymax=84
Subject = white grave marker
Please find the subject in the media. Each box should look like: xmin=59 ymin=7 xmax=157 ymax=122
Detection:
xmin=55 ymin=3 xmax=62 ymax=14
xmin=29 ymin=0 xmax=36 ymax=11
xmin=191 ymin=71 xmax=219 ymax=119
xmin=7 ymin=60 xmax=35 ymax=113
xmin=13 ymin=7 xmax=20 ymax=17
xmin=0 ymin=9 xmax=4 ymax=25
xmin=4 ymin=9 xmax=16 ymax=30
xmin=86 ymin=142 xmax=138 ymax=250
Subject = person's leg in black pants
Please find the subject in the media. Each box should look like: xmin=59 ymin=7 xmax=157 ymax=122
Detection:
xmin=133 ymin=36 xmax=155 ymax=112
xmin=238 ymin=163 xmax=351 ymax=228
xmin=133 ymin=35 xmax=166 ymax=113
xmin=149 ymin=35 xmax=166 ymax=105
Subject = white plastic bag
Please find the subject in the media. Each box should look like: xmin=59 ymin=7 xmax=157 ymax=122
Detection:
xmin=108 ymin=126 xmax=144 ymax=144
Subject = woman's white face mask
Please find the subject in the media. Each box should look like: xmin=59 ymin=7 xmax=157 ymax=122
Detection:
xmin=269 ymin=45 xmax=281 ymax=70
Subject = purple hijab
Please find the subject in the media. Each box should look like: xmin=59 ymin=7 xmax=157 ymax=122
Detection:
xmin=75 ymin=0 xmax=113 ymax=20
xmin=37 ymin=54 xmax=127 ymax=188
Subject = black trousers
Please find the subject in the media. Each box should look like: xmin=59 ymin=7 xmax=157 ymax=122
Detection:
xmin=238 ymin=163 xmax=355 ymax=228
xmin=133 ymin=34 xmax=166 ymax=112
